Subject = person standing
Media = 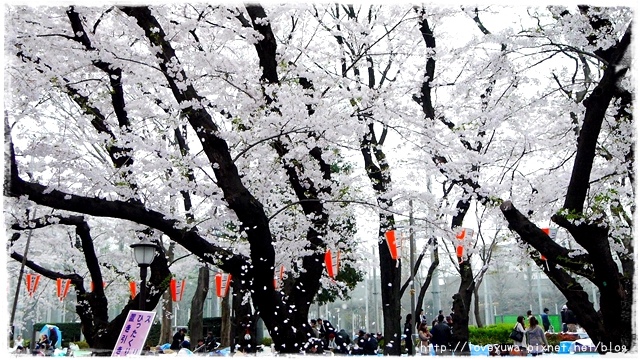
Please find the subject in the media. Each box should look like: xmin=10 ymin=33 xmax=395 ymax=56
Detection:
xmin=541 ymin=308 xmax=551 ymax=332
xmin=417 ymin=322 xmax=432 ymax=355
xmin=430 ymin=314 xmax=452 ymax=356
xmin=561 ymin=305 xmax=568 ymax=332
xmin=512 ymin=316 xmax=527 ymax=355
xmin=526 ymin=317 xmax=548 ymax=356
xmin=403 ymin=313 xmax=414 ymax=355
xmin=565 ymin=306 xmax=578 ymax=332
xmin=418 ymin=308 xmax=428 ymax=327
xmin=526 ymin=310 xmax=533 ymax=320
xmin=432 ymin=310 xmax=444 ymax=327
xmin=48 ymin=326 xmax=59 ymax=350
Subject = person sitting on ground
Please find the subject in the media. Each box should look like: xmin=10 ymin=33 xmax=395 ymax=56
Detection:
xmin=194 ymin=339 xmax=207 ymax=353
xmin=204 ymin=331 xmax=216 ymax=351
xmin=34 ymin=334 xmax=50 ymax=354
xmin=170 ymin=328 xmax=187 ymax=350
xmin=13 ymin=335 xmax=25 ymax=353
xmin=363 ymin=332 xmax=379 ymax=355
xmin=335 ymin=329 xmax=351 ymax=354
xmin=352 ymin=329 xmax=367 ymax=355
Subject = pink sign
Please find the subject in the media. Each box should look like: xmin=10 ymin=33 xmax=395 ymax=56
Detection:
xmin=111 ymin=310 xmax=156 ymax=356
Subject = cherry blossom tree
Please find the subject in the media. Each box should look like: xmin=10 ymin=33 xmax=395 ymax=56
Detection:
xmin=4 ymin=3 xmax=633 ymax=355
xmin=5 ymin=4 xmax=358 ymax=352
xmin=499 ymin=6 xmax=633 ymax=351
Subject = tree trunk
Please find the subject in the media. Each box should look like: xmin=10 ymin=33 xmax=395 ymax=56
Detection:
xmin=473 ymin=282 xmax=483 ymax=328
xmin=415 ymin=239 xmax=439 ymax=324
xmin=451 ymin=260 xmax=474 ymax=354
xmin=188 ymin=266 xmax=210 ymax=346
xmin=220 ymin=293 xmax=232 ymax=348
xmin=159 ymin=243 xmax=175 ymax=345
xmin=160 ymin=292 xmax=173 ymax=345
xmin=501 ymin=201 xmax=631 ymax=352
xmin=233 ymin=288 xmax=257 ymax=353
xmin=378 ymin=215 xmax=401 ymax=355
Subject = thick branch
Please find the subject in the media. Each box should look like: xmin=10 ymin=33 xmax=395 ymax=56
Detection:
xmin=500 ymin=200 xmax=596 ymax=281
xmin=563 ymin=24 xmax=631 ymax=212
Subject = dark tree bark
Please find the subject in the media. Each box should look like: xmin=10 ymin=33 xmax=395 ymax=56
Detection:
xmin=10 ymin=225 xmax=171 ymax=352
xmin=8 ymin=4 xmax=337 ymax=353
xmin=414 ymin=8 xmax=481 ymax=353
xmin=400 ymin=238 xmax=440 ymax=328
xmin=159 ymin=242 xmax=176 ymax=345
xmin=220 ymin=293 xmax=232 ymax=348
xmin=499 ymin=18 xmax=632 ymax=352
xmin=188 ymin=266 xmax=210 ymax=346
xmin=473 ymin=284 xmax=483 ymax=328
xmin=450 ymin=199 xmax=475 ymax=354
xmin=415 ymin=241 xmax=440 ymax=322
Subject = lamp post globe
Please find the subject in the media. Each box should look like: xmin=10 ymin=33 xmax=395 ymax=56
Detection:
xmin=130 ymin=240 xmax=158 ymax=311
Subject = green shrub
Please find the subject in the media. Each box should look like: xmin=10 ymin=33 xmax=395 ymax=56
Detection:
xmin=261 ymin=337 xmax=273 ymax=347
xmin=73 ymin=340 xmax=90 ymax=349
xmin=468 ymin=323 xmax=514 ymax=345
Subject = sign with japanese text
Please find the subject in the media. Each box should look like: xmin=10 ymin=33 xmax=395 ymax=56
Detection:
xmin=111 ymin=310 xmax=156 ymax=357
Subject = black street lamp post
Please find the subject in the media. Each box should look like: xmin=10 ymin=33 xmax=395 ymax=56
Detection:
xmin=130 ymin=240 xmax=158 ymax=311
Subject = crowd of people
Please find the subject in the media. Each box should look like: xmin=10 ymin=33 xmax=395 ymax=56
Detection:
xmin=509 ymin=304 xmax=579 ymax=356
xmin=304 ymin=308 xmax=458 ymax=356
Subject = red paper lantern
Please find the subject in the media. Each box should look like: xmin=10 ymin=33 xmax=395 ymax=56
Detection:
xmin=90 ymin=281 xmax=106 ymax=292
xmin=540 ymin=228 xmax=558 ymax=263
xmin=25 ymin=273 xmax=41 ymax=297
xmin=455 ymin=228 xmax=474 ymax=263
xmin=56 ymin=278 xmax=72 ymax=301
xmin=273 ymin=265 xmax=285 ymax=289
xmin=384 ymin=230 xmax=401 ymax=260
xmin=215 ymin=273 xmax=232 ymax=298
xmin=129 ymin=281 xmax=138 ymax=299
xmin=325 ymin=249 xmax=340 ymax=279
xmin=170 ymin=278 xmax=186 ymax=302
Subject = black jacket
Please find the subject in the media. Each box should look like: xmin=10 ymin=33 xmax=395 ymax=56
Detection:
xmin=565 ymin=309 xmax=577 ymax=324
xmin=171 ymin=331 xmax=185 ymax=350
xmin=430 ymin=322 xmax=452 ymax=348
xmin=363 ymin=336 xmax=378 ymax=355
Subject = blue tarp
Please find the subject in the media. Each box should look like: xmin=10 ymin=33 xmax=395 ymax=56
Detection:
xmin=39 ymin=324 xmax=62 ymax=349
